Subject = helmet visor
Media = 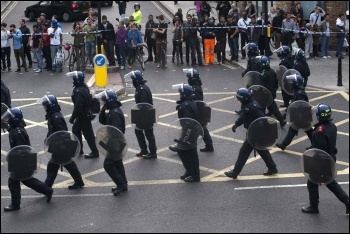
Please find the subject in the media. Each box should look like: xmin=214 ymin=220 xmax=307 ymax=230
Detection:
xmin=36 ymin=95 xmax=51 ymax=106
xmin=172 ymin=83 xmax=184 ymax=91
xmin=183 ymin=68 xmax=193 ymax=77
xmin=286 ymin=74 xmax=297 ymax=85
xmin=273 ymin=46 xmax=284 ymax=53
xmin=1 ymin=109 xmax=14 ymax=124
xmin=124 ymin=71 xmax=135 ymax=82
xmin=65 ymin=71 xmax=79 ymax=78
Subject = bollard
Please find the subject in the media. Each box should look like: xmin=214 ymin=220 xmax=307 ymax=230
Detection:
xmin=337 ymin=57 xmax=343 ymax=86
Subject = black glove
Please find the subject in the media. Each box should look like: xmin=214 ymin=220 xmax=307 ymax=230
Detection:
xmin=69 ymin=117 xmax=75 ymax=124
xmin=283 ymin=112 xmax=287 ymax=120
xmin=232 ymin=124 xmax=237 ymax=133
xmin=101 ymin=104 xmax=107 ymax=112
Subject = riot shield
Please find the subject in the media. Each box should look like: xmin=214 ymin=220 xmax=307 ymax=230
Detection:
xmin=129 ymin=103 xmax=158 ymax=130
xmin=168 ymin=118 xmax=204 ymax=150
xmin=44 ymin=131 xmax=80 ymax=165
xmin=287 ymin=101 xmax=317 ymax=131
xmin=3 ymin=145 xmax=39 ymax=180
xmin=302 ymin=149 xmax=336 ymax=185
xmin=95 ymin=125 xmax=128 ymax=161
xmin=1 ymin=103 xmax=9 ymax=131
xmin=247 ymin=117 xmax=281 ymax=150
xmin=195 ymin=101 xmax=211 ymax=125
xmin=275 ymin=65 xmax=288 ymax=88
xmin=282 ymin=69 xmax=301 ymax=95
xmin=248 ymin=85 xmax=273 ymax=110
xmin=242 ymin=71 xmax=260 ymax=89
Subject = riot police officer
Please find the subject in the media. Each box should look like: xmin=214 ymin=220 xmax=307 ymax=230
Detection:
xmin=128 ymin=70 xmax=157 ymax=159
xmin=2 ymin=107 xmax=53 ymax=212
xmin=37 ymin=95 xmax=84 ymax=189
xmin=241 ymin=42 xmax=260 ymax=77
xmin=278 ymin=45 xmax=294 ymax=108
xmin=67 ymin=71 xmax=99 ymax=159
xmin=301 ymin=104 xmax=349 ymax=214
xmin=276 ymin=75 xmax=313 ymax=151
xmin=294 ymin=49 xmax=310 ymax=87
xmin=175 ymin=83 xmax=200 ymax=182
xmin=225 ymin=88 xmax=278 ymax=179
xmin=97 ymin=90 xmax=128 ymax=196
xmin=1 ymin=80 xmax=11 ymax=108
xmin=259 ymin=56 xmax=287 ymax=128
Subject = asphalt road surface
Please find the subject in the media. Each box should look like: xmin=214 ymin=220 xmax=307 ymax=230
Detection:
xmin=1 ymin=1 xmax=349 ymax=233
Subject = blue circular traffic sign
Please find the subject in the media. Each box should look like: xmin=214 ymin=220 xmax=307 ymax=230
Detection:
xmin=94 ymin=54 xmax=106 ymax=67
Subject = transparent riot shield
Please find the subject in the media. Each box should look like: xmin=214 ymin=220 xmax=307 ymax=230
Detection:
xmin=1 ymin=103 xmax=9 ymax=131
xmin=95 ymin=125 xmax=128 ymax=161
xmin=129 ymin=103 xmax=159 ymax=130
xmin=247 ymin=117 xmax=281 ymax=150
xmin=44 ymin=131 xmax=80 ymax=165
xmin=287 ymin=101 xmax=317 ymax=131
xmin=275 ymin=65 xmax=288 ymax=88
xmin=242 ymin=71 xmax=261 ymax=89
xmin=248 ymin=85 xmax=273 ymax=110
xmin=195 ymin=101 xmax=211 ymax=125
xmin=3 ymin=145 xmax=39 ymax=180
xmin=168 ymin=118 xmax=204 ymax=150
xmin=282 ymin=69 xmax=301 ymax=95
xmin=302 ymin=149 xmax=336 ymax=185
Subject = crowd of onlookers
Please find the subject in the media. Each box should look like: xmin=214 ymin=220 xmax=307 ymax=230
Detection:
xmin=1 ymin=1 xmax=349 ymax=73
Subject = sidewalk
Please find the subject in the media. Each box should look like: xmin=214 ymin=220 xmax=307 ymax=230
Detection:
xmin=158 ymin=1 xmax=349 ymax=92
xmin=1 ymin=1 xmax=11 ymax=13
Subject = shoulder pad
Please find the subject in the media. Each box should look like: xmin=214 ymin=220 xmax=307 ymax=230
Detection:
xmin=317 ymin=125 xmax=324 ymax=133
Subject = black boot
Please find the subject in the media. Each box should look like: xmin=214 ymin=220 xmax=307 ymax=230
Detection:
xmin=172 ymin=57 xmax=175 ymax=63
xmin=46 ymin=189 xmax=53 ymax=203
xmin=112 ymin=186 xmax=128 ymax=192
xmin=113 ymin=186 xmax=128 ymax=196
xmin=180 ymin=171 xmax=190 ymax=180
xmin=263 ymin=168 xmax=278 ymax=176
xmin=4 ymin=204 xmax=20 ymax=212
xmin=224 ymin=170 xmax=238 ymax=179
xmin=169 ymin=145 xmax=180 ymax=152
xmin=136 ymin=150 xmax=149 ymax=157
xmin=200 ymin=146 xmax=214 ymax=152
xmin=276 ymin=143 xmax=286 ymax=151
xmin=184 ymin=176 xmax=200 ymax=182
xmin=84 ymin=152 xmax=99 ymax=159
xmin=68 ymin=183 xmax=85 ymax=190
xmin=143 ymin=153 xmax=157 ymax=159
xmin=345 ymin=199 xmax=349 ymax=215
xmin=301 ymin=206 xmax=319 ymax=214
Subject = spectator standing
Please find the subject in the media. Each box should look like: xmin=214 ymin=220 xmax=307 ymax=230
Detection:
xmin=115 ymin=1 xmax=127 ymax=17
xmin=335 ymin=13 xmax=346 ymax=59
xmin=145 ymin=15 xmax=157 ymax=63
xmin=245 ymin=1 xmax=256 ymax=18
xmin=183 ymin=15 xmax=192 ymax=66
xmin=248 ymin=16 xmax=260 ymax=45
xmin=172 ymin=17 xmax=184 ymax=64
xmin=8 ymin=24 xmax=27 ymax=72
xmin=100 ymin=15 xmax=116 ymax=66
xmin=291 ymin=3 xmax=303 ymax=20
xmin=83 ymin=18 xmax=96 ymax=67
xmin=36 ymin=13 xmax=50 ymax=31
xmin=115 ymin=21 xmax=128 ymax=70
xmin=309 ymin=6 xmax=325 ymax=27
xmin=227 ymin=15 xmax=239 ymax=61
xmin=200 ymin=1 xmax=211 ymax=19
xmin=132 ymin=3 xmax=143 ymax=30
xmin=83 ymin=9 xmax=95 ymax=26
xmin=174 ymin=8 xmax=184 ymax=24
xmin=216 ymin=1 xmax=230 ymax=20
xmin=31 ymin=25 xmax=43 ymax=73
xmin=51 ymin=15 xmax=62 ymax=29
xmin=228 ymin=3 xmax=240 ymax=20
xmin=312 ymin=24 xmax=321 ymax=59
xmin=215 ymin=16 xmax=227 ymax=64
xmin=238 ymin=12 xmax=251 ymax=59
xmin=268 ymin=7 xmax=277 ymax=22
xmin=194 ymin=1 xmax=202 ymax=23
xmin=19 ymin=19 xmax=32 ymax=69
xmin=304 ymin=23 xmax=313 ymax=59
xmin=47 ymin=20 xmax=63 ymax=72
xmin=281 ymin=12 xmax=295 ymax=49
xmin=295 ymin=14 xmax=305 ymax=50
xmin=272 ymin=9 xmax=284 ymax=50
xmin=71 ymin=22 xmax=86 ymax=71
xmin=188 ymin=17 xmax=203 ymax=66
xmin=154 ymin=15 xmax=168 ymax=68
xmin=127 ymin=23 xmax=143 ymax=69
xmin=320 ymin=13 xmax=331 ymax=58
xmin=41 ymin=23 xmax=52 ymax=70
xmin=1 ymin=23 xmax=11 ymax=71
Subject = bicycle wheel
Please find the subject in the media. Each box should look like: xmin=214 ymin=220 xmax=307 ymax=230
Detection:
xmin=68 ymin=53 xmax=76 ymax=72
xmin=64 ymin=49 xmax=70 ymax=62
xmin=269 ymin=32 xmax=276 ymax=49
xmin=186 ymin=8 xmax=197 ymax=18
xmin=137 ymin=53 xmax=145 ymax=70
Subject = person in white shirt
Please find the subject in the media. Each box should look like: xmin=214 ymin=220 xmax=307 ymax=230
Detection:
xmin=320 ymin=13 xmax=331 ymax=58
xmin=237 ymin=12 xmax=251 ymax=59
xmin=47 ymin=19 xmax=62 ymax=72
xmin=1 ymin=23 xmax=11 ymax=71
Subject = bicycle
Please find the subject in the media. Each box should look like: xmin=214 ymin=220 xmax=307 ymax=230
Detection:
xmin=186 ymin=7 xmax=217 ymax=19
xmin=65 ymin=43 xmax=77 ymax=72
xmin=156 ymin=40 xmax=168 ymax=69
xmin=269 ymin=31 xmax=276 ymax=49
xmin=63 ymin=43 xmax=72 ymax=62
xmin=127 ymin=44 xmax=148 ymax=70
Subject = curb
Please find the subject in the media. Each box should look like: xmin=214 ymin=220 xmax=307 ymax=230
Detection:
xmin=1 ymin=1 xmax=12 ymax=14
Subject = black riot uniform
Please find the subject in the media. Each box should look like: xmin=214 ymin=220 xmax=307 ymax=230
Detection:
xmin=302 ymin=111 xmax=349 ymax=214
xmin=294 ymin=59 xmax=310 ymax=87
xmin=225 ymin=95 xmax=278 ymax=179
xmin=276 ymin=86 xmax=313 ymax=151
xmin=279 ymin=55 xmax=294 ymax=107
xmin=5 ymin=117 xmax=53 ymax=212
xmin=241 ymin=55 xmax=260 ymax=77
xmin=191 ymin=83 xmax=213 ymax=152
xmin=99 ymin=100 xmax=128 ymax=196
xmin=1 ymin=80 xmax=11 ymax=107
xmin=70 ymin=83 xmax=99 ymax=158
xmin=259 ymin=67 xmax=286 ymax=127
xmin=134 ymin=81 xmax=158 ymax=159
xmin=44 ymin=105 xmax=84 ymax=189
xmin=176 ymin=95 xmax=201 ymax=182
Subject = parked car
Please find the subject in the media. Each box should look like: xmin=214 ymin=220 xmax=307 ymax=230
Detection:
xmin=90 ymin=1 xmax=113 ymax=6
xmin=24 ymin=1 xmax=91 ymax=22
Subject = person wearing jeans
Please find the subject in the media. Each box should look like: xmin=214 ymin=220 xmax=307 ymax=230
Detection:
xmin=1 ymin=23 xmax=11 ymax=71
xmin=320 ymin=14 xmax=331 ymax=58
xmin=115 ymin=21 xmax=127 ymax=70
xmin=8 ymin=24 xmax=27 ymax=72
xmin=83 ymin=18 xmax=96 ymax=67
xmin=31 ymin=25 xmax=43 ymax=72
